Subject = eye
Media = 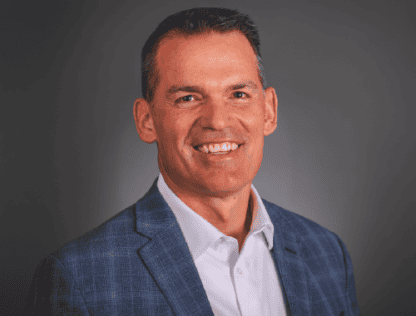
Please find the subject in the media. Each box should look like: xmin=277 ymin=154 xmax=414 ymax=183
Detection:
xmin=178 ymin=95 xmax=194 ymax=102
xmin=233 ymin=91 xmax=247 ymax=99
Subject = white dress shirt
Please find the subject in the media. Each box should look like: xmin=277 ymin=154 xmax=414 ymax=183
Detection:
xmin=157 ymin=173 xmax=287 ymax=316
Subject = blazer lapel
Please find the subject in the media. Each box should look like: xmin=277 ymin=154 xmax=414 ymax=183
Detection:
xmin=134 ymin=179 xmax=215 ymax=316
xmin=264 ymin=200 xmax=312 ymax=316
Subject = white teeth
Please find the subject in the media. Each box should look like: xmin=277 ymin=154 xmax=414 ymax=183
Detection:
xmin=199 ymin=145 xmax=209 ymax=153
xmin=197 ymin=142 xmax=240 ymax=153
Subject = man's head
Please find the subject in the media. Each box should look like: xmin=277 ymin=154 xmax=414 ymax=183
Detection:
xmin=141 ymin=8 xmax=267 ymax=103
xmin=134 ymin=7 xmax=278 ymax=197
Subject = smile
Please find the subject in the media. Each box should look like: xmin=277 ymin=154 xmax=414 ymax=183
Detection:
xmin=193 ymin=142 xmax=242 ymax=154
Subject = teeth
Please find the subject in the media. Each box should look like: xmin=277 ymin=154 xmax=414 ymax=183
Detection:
xmin=197 ymin=142 xmax=240 ymax=153
xmin=198 ymin=145 xmax=209 ymax=153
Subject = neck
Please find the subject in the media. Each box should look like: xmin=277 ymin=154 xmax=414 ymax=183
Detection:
xmin=163 ymin=174 xmax=255 ymax=251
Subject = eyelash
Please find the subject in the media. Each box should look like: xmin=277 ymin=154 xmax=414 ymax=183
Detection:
xmin=178 ymin=95 xmax=195 ymax=103
xmin=175 ymin=92 xmax=248 ymax=103
xmin=233 ymin=91 xmax=247 ymax=99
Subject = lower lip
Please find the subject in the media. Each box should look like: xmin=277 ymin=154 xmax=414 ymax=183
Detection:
xmin=194 ymin=144 xmax=243 ymax=159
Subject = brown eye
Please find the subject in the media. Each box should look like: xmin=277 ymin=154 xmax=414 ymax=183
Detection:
xmin=181 ymin=95 xmax=194 ymax=102
xmin=234 ymin=91 xmax=246 ymax=98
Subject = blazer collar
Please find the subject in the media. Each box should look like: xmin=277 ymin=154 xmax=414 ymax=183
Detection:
xmin=134 ymin=177 xmax=215 ymax=316
xmin=134 ymin=178 xmax=313 ymax=316
xmin=263 ymin=199 xmax=312 ymax=316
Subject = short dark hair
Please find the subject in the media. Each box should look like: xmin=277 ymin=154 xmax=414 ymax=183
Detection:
xmin=141 ymin=7 xmax=266 ymax=102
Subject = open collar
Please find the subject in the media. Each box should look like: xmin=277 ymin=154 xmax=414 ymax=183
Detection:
xmin=134 ymin=177 xmax=316 ymax=316
xmin=156 ymin=173 xmax=274 ymax=261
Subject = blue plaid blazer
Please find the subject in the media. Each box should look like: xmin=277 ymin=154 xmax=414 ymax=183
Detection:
xmin=26 ymin=178 xmax=360 ymax=315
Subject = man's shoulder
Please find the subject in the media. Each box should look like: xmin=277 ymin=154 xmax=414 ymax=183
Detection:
xmin=262 ymin=198 xmax=349 ymax=271
xmin=262 ymin=198 xmax=341 ymax=242
xmin=50 ymin=204 xmax=142 ymax=262
xmin=45 ymin=178 xmax=169 ymax=266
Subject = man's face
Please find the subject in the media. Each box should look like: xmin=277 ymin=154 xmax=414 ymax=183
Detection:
xmin=139 ymin=31 xmax=277 ymax=196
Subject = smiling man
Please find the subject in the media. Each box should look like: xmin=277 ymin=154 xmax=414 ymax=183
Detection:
xmin=135 ymin=28 xmax=276 ymax=254
xmin=26 ymin=7 xmax=360 ymax=316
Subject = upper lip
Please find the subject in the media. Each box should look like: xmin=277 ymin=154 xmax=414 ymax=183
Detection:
xmin=192 ymin=139 xmax=245 ymax=148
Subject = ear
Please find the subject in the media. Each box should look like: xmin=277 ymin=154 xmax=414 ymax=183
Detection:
xmin=133 ymin=98 xmax=158 ymax=144
xmin=263 ymin=87 xmax=278 ymax=136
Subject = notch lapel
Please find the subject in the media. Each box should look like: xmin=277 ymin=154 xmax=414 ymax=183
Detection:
xmin=134 ymin=179 xmax=214 ymax=316
xmin=264 ymin=200 xmax=312 ymax=316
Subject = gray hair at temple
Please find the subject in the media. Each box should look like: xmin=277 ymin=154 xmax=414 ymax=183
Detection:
xmin=141 ymin=7 xmax=267 ymax=102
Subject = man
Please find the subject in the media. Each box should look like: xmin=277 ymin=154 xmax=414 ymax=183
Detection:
xmin=26 ymin=7 xmax=360 ymax=316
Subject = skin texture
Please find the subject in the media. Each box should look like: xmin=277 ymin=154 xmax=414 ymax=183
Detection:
xmin=134 ymin=31 xmax=278 ymax=251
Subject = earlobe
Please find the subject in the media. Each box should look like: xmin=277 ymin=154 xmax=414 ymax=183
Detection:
xmin=133 ymin=98 xmax=158 ymax=144
xmin=263 ymin=87 xmax=278 ymax=136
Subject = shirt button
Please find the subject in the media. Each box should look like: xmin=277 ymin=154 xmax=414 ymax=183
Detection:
xmin=236 ymin=268 xmax=243 ymax=276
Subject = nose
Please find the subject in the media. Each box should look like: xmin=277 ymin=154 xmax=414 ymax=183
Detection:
xmin=199 ymin=97 xmax=231 ymax=130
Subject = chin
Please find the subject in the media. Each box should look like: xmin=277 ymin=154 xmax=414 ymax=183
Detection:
xmin=190 ymin=173 xmax=251 ymax=196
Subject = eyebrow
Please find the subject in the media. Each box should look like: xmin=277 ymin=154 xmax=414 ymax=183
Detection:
xmin=166 ymin=80 xmax=259 ymax=97
xmin=230 ymin=80 xmax=258 ymax=91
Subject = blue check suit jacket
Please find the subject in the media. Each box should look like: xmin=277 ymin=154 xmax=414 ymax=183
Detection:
xmin=26 ymin=177 xmax=360 ymax=315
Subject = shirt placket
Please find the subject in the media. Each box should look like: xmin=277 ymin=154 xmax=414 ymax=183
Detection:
xmin=232 ymin=232 xmax=266 ymax=316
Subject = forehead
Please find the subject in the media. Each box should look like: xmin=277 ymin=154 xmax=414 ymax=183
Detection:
xmin=155 ymin=31 xmax=260 ymax=91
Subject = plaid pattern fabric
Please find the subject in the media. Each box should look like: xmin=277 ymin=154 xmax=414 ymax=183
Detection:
xmin=26 ymin=178 xmax=360 ymax=315
xmin=264 ymin=199 xmax=360 ymax=316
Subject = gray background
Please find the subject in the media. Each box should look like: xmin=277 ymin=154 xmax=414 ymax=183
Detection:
xmin=1 ymin=0 xmax=415 ymax=315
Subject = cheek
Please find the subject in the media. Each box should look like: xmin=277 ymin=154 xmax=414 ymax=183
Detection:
xmin=245 ymin=111 xmax=265 ymax=164
xmin=160 ymin=117 xmax=193 ymax=152
xmin=246 ymin=109 xmax=265 ymax=136
xmin=244 ymin=99 xmax=265 ymax=122
xmin=248 ymin=139 xmax=264 ymax=175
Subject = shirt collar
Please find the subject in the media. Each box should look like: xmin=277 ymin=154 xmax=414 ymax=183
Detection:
xmin=157 ymin=173 xmax=275 ymax=261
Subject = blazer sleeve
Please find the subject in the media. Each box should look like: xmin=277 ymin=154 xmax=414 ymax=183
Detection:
xmin=24 ymin=255 xmax=90 ymax=316
xmin=336 ymin=235 xmax=360 ymax=316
